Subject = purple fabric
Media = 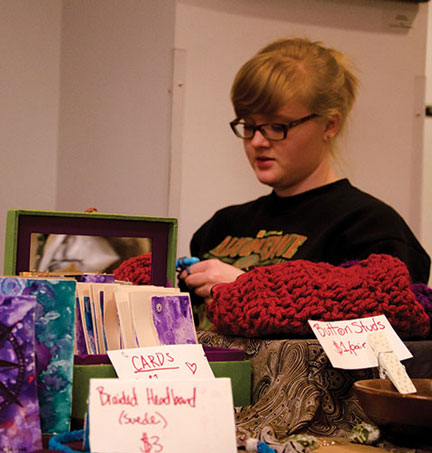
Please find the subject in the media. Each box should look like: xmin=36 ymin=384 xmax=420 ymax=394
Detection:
xmin=338 ymin=259 xmax=359 ymax=268
xmin=410 ymin=283 xmax=432 ymax=327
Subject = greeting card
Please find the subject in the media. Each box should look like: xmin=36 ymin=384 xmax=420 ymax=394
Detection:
xmin=0 ymin=277 xmax=76 ymax=433
xmin=0 ymin=294 xmax=42 ymax=452
xmin=151 ymin=294 xmax=197 ymax=345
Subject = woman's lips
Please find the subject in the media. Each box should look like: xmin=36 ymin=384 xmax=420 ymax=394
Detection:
xmin=255 ymin=157 xmax=274 ymax=169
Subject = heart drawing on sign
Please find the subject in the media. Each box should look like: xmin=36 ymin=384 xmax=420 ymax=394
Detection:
xmin=185 ymin=362 xmax=197 ymax=374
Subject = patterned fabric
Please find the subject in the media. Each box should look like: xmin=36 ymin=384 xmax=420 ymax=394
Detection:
xmin=208 ymin=254 xmax=430 ymax=339
xmin=198 ymin=331 xmax=374 ymax=443
xmin=197 ymin=331 xmax=432 ymax=450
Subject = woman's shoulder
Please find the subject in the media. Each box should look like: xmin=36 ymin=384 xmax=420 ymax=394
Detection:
xmin=348 ymin=182 xmax=408 ymax=219
xmin=302 ymin=179 xmax=415 ymax=239
xmin=329 ymin=180 xmax=422 ymax=243
xmin=322 ymin=179 xmax=403 ymax=216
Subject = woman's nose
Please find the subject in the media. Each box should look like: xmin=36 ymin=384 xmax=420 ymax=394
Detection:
xmin=250 ymin=129 xmax=271 ymax=147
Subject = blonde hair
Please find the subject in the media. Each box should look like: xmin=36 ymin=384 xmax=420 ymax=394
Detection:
xmin=231 ymin=38 xmax=358 ymax=132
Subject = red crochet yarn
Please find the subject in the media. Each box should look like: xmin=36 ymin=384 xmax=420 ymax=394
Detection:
xmin=113 ymin=253 xmax=152 ymax=285
xmin=207 ymin=254 xmax=430 ymax=339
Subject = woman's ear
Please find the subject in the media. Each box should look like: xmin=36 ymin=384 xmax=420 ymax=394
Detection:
xmin=323 ymin=110 xmax=342 ymax=141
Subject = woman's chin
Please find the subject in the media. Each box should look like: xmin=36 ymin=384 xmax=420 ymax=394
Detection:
xmin=254 ymin=171 xmax=277 ymax=187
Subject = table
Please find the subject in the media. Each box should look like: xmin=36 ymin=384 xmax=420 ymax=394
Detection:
xmin=37 ymin=333 xmax=432 ymax=452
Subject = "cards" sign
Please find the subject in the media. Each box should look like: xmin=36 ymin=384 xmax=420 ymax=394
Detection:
xmin=108 ymin=344 xmax=215 ymax=380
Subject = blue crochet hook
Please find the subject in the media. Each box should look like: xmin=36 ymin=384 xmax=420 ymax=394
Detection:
xmin=176 ymin=256 xmax=200 ymax=275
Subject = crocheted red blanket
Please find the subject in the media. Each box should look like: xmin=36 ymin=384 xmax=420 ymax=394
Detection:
xmin=113 ymin=253 xmax=152 ymax=285
xmin=207 ymin=254 xmax=430 ymax=339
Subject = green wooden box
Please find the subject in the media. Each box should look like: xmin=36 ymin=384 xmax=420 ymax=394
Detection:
xmin=209 ymin=360 xmax=252 ymax=407
xmin=3 ymin=209 xmax=178 ymax=286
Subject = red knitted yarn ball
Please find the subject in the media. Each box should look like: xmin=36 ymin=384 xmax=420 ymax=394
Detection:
xmin=113 ymin=253 xmax=152 ymax=285
xmin=207 ymin=254 xmax=430 ymax=339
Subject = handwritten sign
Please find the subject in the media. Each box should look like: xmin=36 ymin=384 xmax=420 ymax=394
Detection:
xmin=308 ymin=315 xmax=412 ymax=369
xmin=88 ymin=378 xmax=237 ymax=452
xmin=107 ymin=344 xmax=215 ymax=380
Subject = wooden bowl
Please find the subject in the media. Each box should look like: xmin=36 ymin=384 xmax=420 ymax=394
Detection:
xmin=354 ymin=379 xmax=432 ymax=444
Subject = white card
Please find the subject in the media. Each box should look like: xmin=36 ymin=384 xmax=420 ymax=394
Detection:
xmin=107 ymin=344 xmax=215 ymax=380
xmin=308 ymin=315 xmax=412 ymax=369
xmin=100 ymin=283 xmax=122 ymax=351
xmin=88 ymin=378 xmax=237 ymax=453
xmin=128 ymin=287 xmax=178 ymax=348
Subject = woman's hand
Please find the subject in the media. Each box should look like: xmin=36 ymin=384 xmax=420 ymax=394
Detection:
xmin=180 ymin=259 xmax=244 ymax=299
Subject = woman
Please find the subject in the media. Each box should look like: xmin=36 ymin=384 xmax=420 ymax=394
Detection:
xmin=179 ymin=37 xmax=430 ymax=307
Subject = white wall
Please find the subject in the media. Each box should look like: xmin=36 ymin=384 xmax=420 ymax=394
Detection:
xmin=57 ymin=0 xmax=176 ymax=216
xmin=173 ymin=0 xmax=430 ymax=260
xmin=0 ymin=0 xmax=62 ymax=271
xmin=0 ymin=0 xmax=176 ymax=273
xmin=1 ymin=0 xmax=430 ymax=277
xmin=421 ymin=3 xmax=432 ymax=270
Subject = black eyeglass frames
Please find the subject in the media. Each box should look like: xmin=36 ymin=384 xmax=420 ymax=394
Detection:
xmin=230 ymin=113 xmax=319 ymax=141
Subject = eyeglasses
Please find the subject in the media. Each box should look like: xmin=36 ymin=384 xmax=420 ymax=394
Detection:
xmin=230 ymin=113 xmax=319 ymax=141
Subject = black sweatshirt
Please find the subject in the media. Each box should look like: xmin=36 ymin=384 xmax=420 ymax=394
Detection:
xmin=190 ymin=179 xmax=430 ymax=284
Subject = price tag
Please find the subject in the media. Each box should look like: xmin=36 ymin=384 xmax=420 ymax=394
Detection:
xmin=88 ymin=378 xmax=237 ymax=452
xmin=308 ymin=315 xmax=412 ymax=369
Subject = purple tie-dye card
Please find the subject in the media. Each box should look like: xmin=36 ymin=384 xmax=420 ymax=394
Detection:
xmin=0 ymin=294 xmax=42 ymax=452
xmin=75 ymin=296 xmax=87 ymax=355
xmin=151 ymin=295 xmax=197 ymax=345
xmin=0 ymin=277 xmax=76 ymax=434
xmin=77 ymin=274 xmax=115 ymax=283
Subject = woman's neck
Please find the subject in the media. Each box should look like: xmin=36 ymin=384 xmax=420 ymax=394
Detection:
xmin=274 ymin=160 xmax=338 ymax=197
